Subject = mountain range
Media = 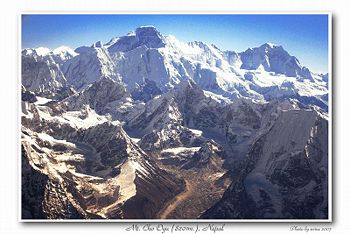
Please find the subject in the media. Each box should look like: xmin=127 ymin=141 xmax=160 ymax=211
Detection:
xmin=21 ymin=26 xmax=329 ymax=219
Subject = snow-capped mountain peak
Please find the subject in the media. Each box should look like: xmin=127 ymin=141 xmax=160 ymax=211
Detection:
xmin=35 ymin=47 xmax=51 ymax=56
xmin=92 ymin=41 xmax=103 ymax=48
xmin=53 ymin=46 xmax=78 ymax=57
xmin=21 ymin=48 xmax=37 ymax=57
xmin=52 ymin=46 xmax=78 ymax=64
xmin=63 ymin=44 xmax=119 ymax=90
xmin=53 ymin=46 xmax=76 ymax=55
xmin=264 ymin=42 xmax=278 ymax=48
xmin=239 ymin=42 xmax=315 ymax=80
xmin=106 ymin=25 xmax=166 ymax=53
xmin=21 ymin=26 xmax=329 ymax=112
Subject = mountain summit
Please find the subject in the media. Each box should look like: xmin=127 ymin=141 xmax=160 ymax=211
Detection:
xmin=106 ymin=26 xmax=166 ymax=53
xmin=22 ymin=25 xmax=328 ymax=111
xmin=240 ymin=43 xmax=313 ymax=80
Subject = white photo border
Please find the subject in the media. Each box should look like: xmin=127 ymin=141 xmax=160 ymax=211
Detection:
xmin=18 ymin=12 xmax=333 ymax=223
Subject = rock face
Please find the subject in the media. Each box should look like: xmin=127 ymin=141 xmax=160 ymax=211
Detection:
xmin=180 ymin=140 xmax=226 ymax=170
xmin=21 ymin=85 xmax=37 ymax=103
xmin=21 ymin=102 xmax=184 ymax=219
xmin=201 ymin=109 xmax=328 ymax=219
xmin=52 ymin=46 xmax=78 ymax=66
xmin=21 ymin=25 xmax=329 ymax=220
xmin=131 ymin=79 xmax=163 ymax=102
xmin=22 ymin=49 xmax=68 ymax=97
xmin=129 ymin=80 xmax=281 ymax=163
xmin=62 ymin=45 xmax=119 ymax=91
xmin=107 ymin=26 xmax=166 ymax=53
xmin=61 ymin=77 xmax=129 ymax=113
xmin=21 ymin=144 xmax=49 ymax=219
xmin=239 ymin=43 xmax=313 ymax=80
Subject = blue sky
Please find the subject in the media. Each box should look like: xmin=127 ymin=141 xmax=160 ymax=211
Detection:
xmin=22 ymin=14 xmax=329 ymax=73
